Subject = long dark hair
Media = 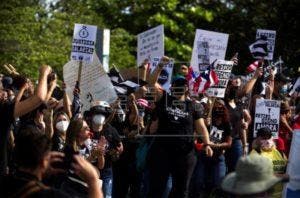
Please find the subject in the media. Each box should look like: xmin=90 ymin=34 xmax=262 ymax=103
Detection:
xmin=65 ymin=118 xmax=84 ymax=151
xmin=212 ymin=100 xmax=230 ymax=124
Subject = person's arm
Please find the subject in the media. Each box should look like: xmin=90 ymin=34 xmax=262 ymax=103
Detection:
xmin=45 ymin=74 xmax=57 ymax=101
xmin=147 ymin=56 xmax=170 ymax=102
xmin=240 ymin=67 xmax=263 ymax=97
xmin=209 ymin=136 xmax=232 ymax=149
xmin=62 ymin=83 xmax=72 ymax=119
xmin=14 ymin=65 xmax=51 ymax=118
xmin=72 ymin=155 xmax=103 ymax=198
xmin=194 ymin=118 xmax=213 ymax=157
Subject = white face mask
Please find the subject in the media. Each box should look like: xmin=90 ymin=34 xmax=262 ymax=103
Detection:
xmin=93 ymin=114 xmax=106 ymax=125
xmin=260 ymin=138 xmax=275 ymax=151
xmin=55 ymin=120 xmax=69 ymax=132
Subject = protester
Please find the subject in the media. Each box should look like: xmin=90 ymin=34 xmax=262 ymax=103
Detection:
xmin=87 ymin=101 xmax=123 ymax=198
xmin=279 ymin=101 xmax=293 ymax=156
xmin=190 ymin=99 xmax=232 ymax=197
xmin=0 ymin=65 xmax=53 ymax=176
xmin=251 ymin=127 xmax=287 ymax=174
xmin=0 ymin=131 xmax=103 ymax=197
xmin=221 ymin=153 xmax=287 ymax=197
xmin=52 ymin=111 xmax=70 ymax=152
xmin=146 ymin=56 xmax=213 ymax=198
xmin=225 ymin=77 xmax=252 ymax=172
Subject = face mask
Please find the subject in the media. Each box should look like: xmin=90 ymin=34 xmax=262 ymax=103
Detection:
xmin=116 ymin=113 xmax=126 ymax=123
xmin=93 ymin=114 xmax=106 ymax=125
xmin=55 ymin=120 xmax=69 ymax=132
xmin=280 ymin=85 xmax=288 ymax=94
xmin=260 ymin=138 xmax=274 ymax=150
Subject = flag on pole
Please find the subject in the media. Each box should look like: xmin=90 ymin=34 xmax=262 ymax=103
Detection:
xmin=193 ymin=62 xmax=219 ymax=94
xmin=249 ymin=35 xmax=268 ymax=59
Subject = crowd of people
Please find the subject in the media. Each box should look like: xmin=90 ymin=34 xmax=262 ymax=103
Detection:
xmin=0 ymin=55 xmax=299 ymax=198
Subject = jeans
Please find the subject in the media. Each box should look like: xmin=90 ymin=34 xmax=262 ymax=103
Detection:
xmin=101 ymin=168 xmax=113 ymax=198
xmin=147 ymin=144 xmax=196 ymax=198
xmin=226 ymin=138 xmax=243 ymax=173
xmin=190 ymin=152 xmax=226 ymax=197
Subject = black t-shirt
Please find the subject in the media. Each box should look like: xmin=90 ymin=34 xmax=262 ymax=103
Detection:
xmin=226 ymin=104 xmax=243 ymax=138
xmin=0 ymin=171 xmax=69 ymax=198
xmin=153 ymin=92 xmax=203 ymax=153
xmin=209 ymin=122 xmax=231 ymax=156
xmin=0 ymin=101 xmax=15 ymax=176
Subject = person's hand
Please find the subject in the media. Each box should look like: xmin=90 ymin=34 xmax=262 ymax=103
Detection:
xmin=39 ymin=65 xmax=52 ymax=76
xmin=242 ymin=144 xmax=249 ymax=157
xmin=254 ymin=67 xmax=263 ymax=78
xmin=46 ymin=151 xmax=66 ymax=176
xmin=139 ymin=59 xmax=149 ymax=69
xmin=158 ymin=56 xmax=170 ymax=68
xmin=241 ymin=119 xmax=248 ymax=130
xmin=47 ymin=97 xmax=59 ymax=109
xmin=230 ymin=53 xmax=238 ymax=66
xmin=48 ymin=73 xmax=57 ymax=86
xmin=205 ymin=145 xmax=213 ymax=157
xmin=72 ymin=155 xmax=100 ymax=185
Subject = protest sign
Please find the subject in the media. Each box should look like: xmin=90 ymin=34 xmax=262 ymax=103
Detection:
xmin=283 ymin=129 xmax=300 ymax=198
xmin=253 ymin=99 xmax=281 ymax=138
xmin=206 ymin=60 xmax=233 ymax=98
xmin=191 ymin=29 xmax=229 ymax=74
xmin=71 ymin=24 xmax=97 ymax=63
xmin=256 ymin=29 xmax=276 ymax=60
xmin=289 ymin=77 xmax=300 ymax=96
xmin=197 ymin=41 xmax=210 ymax=72
xmin=137 ymin=25 xmax=164 ymax=66
xmin=149 ymin=57 xmax=174 ymax=91
xmin=64 ymin=53 xmax=118 ymax=111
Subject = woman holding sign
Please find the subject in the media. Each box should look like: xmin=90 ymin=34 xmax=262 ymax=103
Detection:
xmin=145 ymin=56 xmax=213 ymax=198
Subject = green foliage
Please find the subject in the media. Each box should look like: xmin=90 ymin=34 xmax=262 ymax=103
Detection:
xmin=0 ymin=0 xmax=299 ymax=78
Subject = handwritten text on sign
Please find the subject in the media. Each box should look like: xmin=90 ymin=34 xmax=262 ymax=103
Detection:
xmin=253 ymin=99 xmax=280 ymax=138
xmin=191 ymin=29 xmax=229 ymax=73
xmin=71 ymin=24 xmax=97 ymax=63
xmin=137 ymin=25 xmax=164 ymax=66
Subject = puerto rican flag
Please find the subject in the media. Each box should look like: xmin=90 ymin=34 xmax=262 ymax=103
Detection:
xmin=193 ymin=62 xmax=219 ymax=94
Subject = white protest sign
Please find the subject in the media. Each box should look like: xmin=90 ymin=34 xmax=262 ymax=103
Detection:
xmin=191 ymin=29 xmax=229 ymax=73
xmin=283 ymin=130 xmax=300 ymax=198
xmin=71 ymin=24 xmax=97 ymax=63
xmin=289 ymin=77 xmax=300 ymax=96
xmin=149 ymin=57 xmax=174 ymax=91
xmin=256 ymin=29 xmax=276 ymax=60
xmin=253 ymin=99 xmax=281 ymax=138
xmin=197 ymin=41 xmax=210 ymax=72
xmin=64 ymin=53 xmax=118 ymax=112
xmin=206 ymin=60 xmax=233 ymax=98
xmin=137 ymin=25 xmax=164 ymax=66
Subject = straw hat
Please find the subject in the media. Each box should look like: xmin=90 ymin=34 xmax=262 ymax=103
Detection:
xmin=221 ymin=154 xmax=284 ymax=195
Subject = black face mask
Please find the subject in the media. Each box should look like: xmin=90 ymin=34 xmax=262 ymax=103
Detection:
xmin=227 ymin=87 xmax=238 ymax=100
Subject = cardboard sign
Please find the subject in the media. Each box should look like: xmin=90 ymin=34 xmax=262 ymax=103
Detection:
xmin=283 ymin=129 xmax=300 ymax=197
xmin=253 ymin=99 xmax=281 ymax=138
xmin=64 ymin=53 xmax=118 ymax=112
xmin=191 ymin=29 xmax=229 ymax=73
xmin=71 ymin=24 xmax=97 ymax=63
xmin=256 ymin=29 xmax=276 ymax=60
xmin=197 ymin=41 xmax=210 ymax=72
xmin=206 ymin=60 xmax=233 ymax=98
xmin=137 ymin=25 xmax=164 ymax=66
xmin=149 ymin=57 xmax=174 ymax=91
